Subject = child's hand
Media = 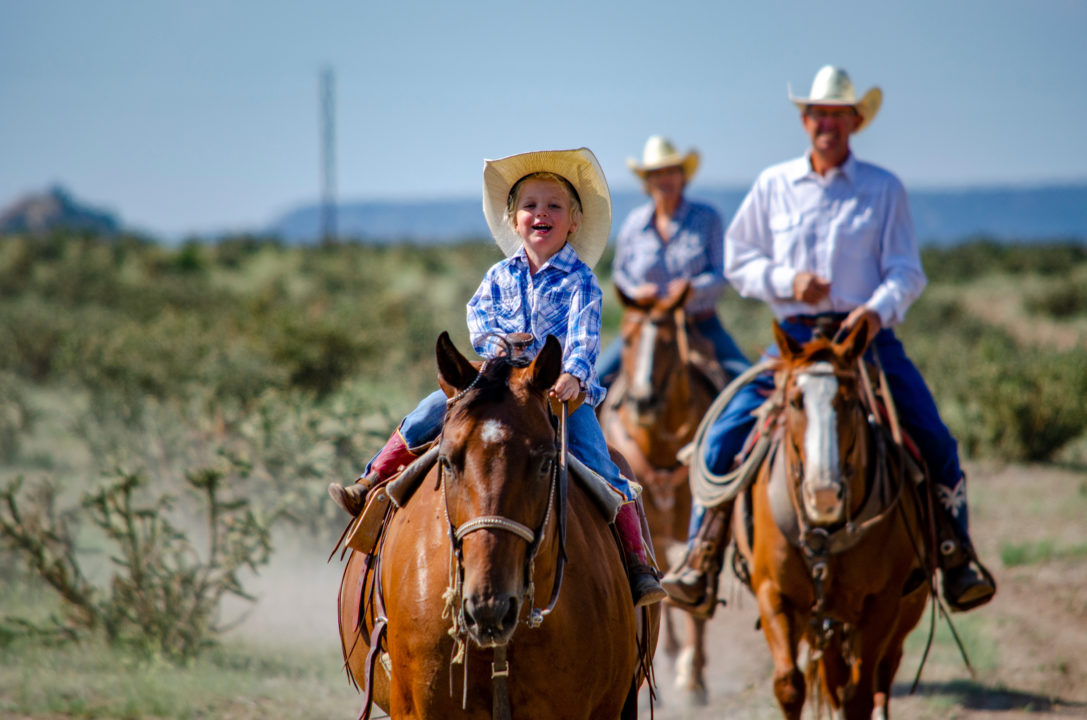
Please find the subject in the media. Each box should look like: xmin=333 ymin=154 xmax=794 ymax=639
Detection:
xmin=549 ymin=373 xmax=581 ymax=402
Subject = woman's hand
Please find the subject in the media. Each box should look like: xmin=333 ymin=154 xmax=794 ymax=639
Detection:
xmin=549 ymin=372 xmax=581 ymax=402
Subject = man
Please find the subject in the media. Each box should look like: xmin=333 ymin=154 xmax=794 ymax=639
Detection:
xmin=660 ymin=65 xmax=995 ymax=614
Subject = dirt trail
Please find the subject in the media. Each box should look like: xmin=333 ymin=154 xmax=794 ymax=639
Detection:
xmin=636 ymin=461 xmax=1087 ymax=719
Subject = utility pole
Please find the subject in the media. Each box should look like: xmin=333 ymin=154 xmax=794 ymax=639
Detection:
xmin=320 ymin=66 xmax=337 ymax=244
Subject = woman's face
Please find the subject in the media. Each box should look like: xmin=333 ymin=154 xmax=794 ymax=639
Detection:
xmin=645 ymin=165 xmax=685 ymax=206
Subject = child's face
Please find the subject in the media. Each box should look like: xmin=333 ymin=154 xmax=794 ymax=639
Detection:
xmin=512 ymin=178 xmax=579 ymax=264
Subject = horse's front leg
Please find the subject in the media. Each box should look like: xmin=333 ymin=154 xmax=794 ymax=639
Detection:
xmin=673 ymin=613 xmax=707 ymax=704
xmin=755 ymin=581 xmax=806 ymax=720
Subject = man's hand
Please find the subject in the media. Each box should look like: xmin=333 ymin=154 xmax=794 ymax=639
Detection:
xmin=841 ymin=306 xmax=881 ymax=343
xmin=549 ymin=372 xmax=581 ymax=402
xmin=793 ymin=272 xmax=831 ymax=304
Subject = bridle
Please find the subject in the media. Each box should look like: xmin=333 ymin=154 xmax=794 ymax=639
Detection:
xmin=622 ymin=307 xmax=691 ymax=418
xmin=436 ymin=350 xmax=570 ymax=716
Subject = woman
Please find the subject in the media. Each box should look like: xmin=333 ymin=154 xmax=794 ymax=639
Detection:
xmin=598 ymin=135 xmax=749 ymax=386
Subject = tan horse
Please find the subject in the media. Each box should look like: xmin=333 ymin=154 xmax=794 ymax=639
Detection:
xmin=732 ymin=318 xmax=930 ymax=719
xmin=599 ymin=282 xmax=720 ymax=701
xmin=338 ymin=332 xmax=658 ymax=719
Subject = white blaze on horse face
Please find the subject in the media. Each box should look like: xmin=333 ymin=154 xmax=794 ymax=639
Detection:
xmin=797 ymin=362 xmax=844 ymax=523
xmin=480 ymin=419 xmax=510 ymax=446
xmin=630 ymin=321 xmax=657 ymax=400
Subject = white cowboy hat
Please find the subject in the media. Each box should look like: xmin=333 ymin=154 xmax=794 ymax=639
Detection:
xmin=626 ymin=136 xmax=700 ymax=180
xmin=482 ymin=147 xmax=612 ymax=270
xmin=788 ymin=65 xmax=882 ymax=133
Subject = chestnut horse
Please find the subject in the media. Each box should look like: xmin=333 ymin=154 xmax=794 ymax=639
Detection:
xmin=599 ymin=282 xmax=720 ymax=700
xmin=732 ymin=318 xmax=930 ymax=719
xmin=338 ymin=332 xmax=658 ymax=719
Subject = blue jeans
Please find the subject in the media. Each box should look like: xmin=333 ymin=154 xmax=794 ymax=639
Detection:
xmin=370 ymin=390 xmax=635 ymax=502
xmin=597 ymin=312 xmax=751 ymax=389
xmin=690 ymin=321 xmax=969 ymax=540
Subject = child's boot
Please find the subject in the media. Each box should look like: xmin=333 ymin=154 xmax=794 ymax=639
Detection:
xmin=328 ymin=430 xmax=418 ymax=516
xmin=615 ymin=501 xmax=666 ymax=607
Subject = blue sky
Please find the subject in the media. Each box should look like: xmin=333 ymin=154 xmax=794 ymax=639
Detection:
xmin=2 ymin=0 xmax=1084 ymax=239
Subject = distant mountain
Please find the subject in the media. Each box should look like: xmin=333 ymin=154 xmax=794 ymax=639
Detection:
xmin=269 ymin=183 xmax=1087 ymax=246
xmin=0 ymin=186 xmax=121 ymax=236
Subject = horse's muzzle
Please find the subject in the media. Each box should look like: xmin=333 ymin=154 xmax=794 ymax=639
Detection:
xmin=802 ymin=479 xmax=844 ymax=524
xmin=463 ymin=592 xmax=520 ymax=647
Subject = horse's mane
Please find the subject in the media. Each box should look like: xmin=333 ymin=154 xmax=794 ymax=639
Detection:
xmin=445 ymin=357 xmax=517 ymax=424
xmin=776 ymin=336 xmax=840 ymax=371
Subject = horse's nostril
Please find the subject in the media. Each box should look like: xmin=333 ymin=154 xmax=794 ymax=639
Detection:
xmin=464 ymin=593 xmax=518 ymax=639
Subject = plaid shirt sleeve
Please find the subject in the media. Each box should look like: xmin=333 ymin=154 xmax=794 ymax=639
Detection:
xmin=466 ymin=268 xmax=500 ymax=357
xmin=560 ymin=266 xmax=604 ymax=406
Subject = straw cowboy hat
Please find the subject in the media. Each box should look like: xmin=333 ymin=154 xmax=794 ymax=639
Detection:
xmin=788 ymin=65 xmax=882 ymax=133
xmin=626 ymin=136 xmax=700 ymax=181
xmin=482 ymin=147 xmax=612 ymax=269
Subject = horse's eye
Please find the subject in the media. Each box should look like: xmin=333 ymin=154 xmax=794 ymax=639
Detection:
xmin=539 ymin=457 xmax=553 ymax=476
xmin=790 ymin=395 xmax=804 ymax=410
xmin=439 ymin=456 xmax=455 ymax=475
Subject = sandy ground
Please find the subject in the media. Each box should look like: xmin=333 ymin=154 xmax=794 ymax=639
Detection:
xmin=234 ymin=460 xmax=1086 ymax=719
xmin=637 ymin=460 xmax=1087 ymax=719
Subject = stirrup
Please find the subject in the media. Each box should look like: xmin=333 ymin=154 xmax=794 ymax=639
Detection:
xmin=942 ymin=562 xmax=996 ymax=612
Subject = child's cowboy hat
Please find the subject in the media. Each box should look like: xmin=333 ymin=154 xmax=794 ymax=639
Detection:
xmin=482 ymin=147 xmax=611 ymax=270
xmin=788 ymin=65 xmax=882 ymax=133
xmin=626 ymin=136 xmax=699 ymax=180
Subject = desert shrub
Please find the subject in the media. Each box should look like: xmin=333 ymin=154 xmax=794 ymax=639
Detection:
xmin=1024 ymin=277 xmax=1087 ymax=318
xmin=944 ymin=338 xmax=1087 ymax=461
xmin=0 ymin=299 xmax=76 ymax=381
xmin=0 ymin=373 xmax=32 ymax=462
xmin=922 ymin=239 xmax=1087 ymax=283
xmin=0 ymin=470 xmax=283 ymax=661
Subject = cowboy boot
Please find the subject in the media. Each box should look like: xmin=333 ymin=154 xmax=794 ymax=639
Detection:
xmin=660 ymin=501 xmax=732 ymax=616
xmin=615 ymin=501 xmax=667 ymax=607
xmin=328 ymin=430 xmax=419 ymax=517
xmin=933 ymin=474 xmax=996 ymax=612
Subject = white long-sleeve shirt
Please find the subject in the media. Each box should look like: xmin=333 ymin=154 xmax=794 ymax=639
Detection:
xmin=724 ymin=153 xmax=926 ymax=327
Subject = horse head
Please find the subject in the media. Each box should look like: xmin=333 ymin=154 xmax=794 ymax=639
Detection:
xmin=773 ymin=316 xmax=873 ymax=525
xmin=435 ymin=331 xmax=562 ymax=648
xmin=617 ymin=281 xmax=692 ymax=423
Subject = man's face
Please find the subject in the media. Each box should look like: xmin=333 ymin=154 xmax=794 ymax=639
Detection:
xmin=803 ymin=104 xmax=861 ymax=157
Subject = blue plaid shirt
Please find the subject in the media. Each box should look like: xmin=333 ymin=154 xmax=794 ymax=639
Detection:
xmin=467 ymin=243 xmax=605 ymax=407
xmin=612 ymin=198 xmax=727 ymax=316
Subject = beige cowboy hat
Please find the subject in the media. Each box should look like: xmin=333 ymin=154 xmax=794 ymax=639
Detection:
xmin=626 ymin=136 xmax=700 ymax=181
xmin=788 ymin=65 xmax=882 ymax=133
xmin=482 ymin=147 xmax=612 ymax=270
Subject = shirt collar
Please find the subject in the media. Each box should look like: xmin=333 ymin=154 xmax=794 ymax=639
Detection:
xmin=639 ymin=197 xmax=691 ymax=231
xmin=791 ymin=151 xmax=857 ymax=186
xmin=511 ymin=242 xmax=579 ymax=274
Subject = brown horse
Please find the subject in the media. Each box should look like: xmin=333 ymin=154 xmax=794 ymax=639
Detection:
xmin=732 ymin=318 xmax=930 ymax=719
xmin=338 ymin=332 xmax=658 ymax=719
xmin=599 ymin=282 xmax=720 ymax=700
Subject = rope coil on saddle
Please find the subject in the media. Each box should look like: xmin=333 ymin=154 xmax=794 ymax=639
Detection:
xmin=686 ymin=359 xmax=777 ymax=508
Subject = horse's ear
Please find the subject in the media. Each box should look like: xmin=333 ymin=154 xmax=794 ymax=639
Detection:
xmin=773 ymin=320 xmax=803 ymax=361
xmin=616 ymin=286 xmax=637 ymax=308
xmin=662 ymin=280 xmax=691 ymax=313
xmin=527 ymin=335 xmax=563 ymax=393
xmin=839 ymin=315 xmax=872 ymax=364
xmin=436 ymin=331 xmax=478 ymax=398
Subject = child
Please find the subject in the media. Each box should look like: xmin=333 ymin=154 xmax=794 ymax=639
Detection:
xmin=329 ymin=148 xmax=665 ymax=607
